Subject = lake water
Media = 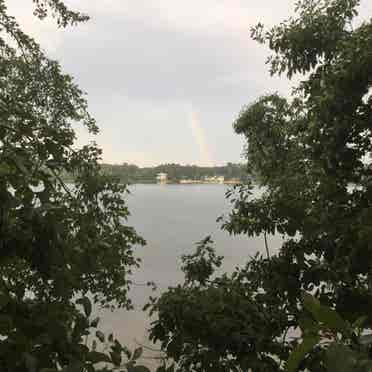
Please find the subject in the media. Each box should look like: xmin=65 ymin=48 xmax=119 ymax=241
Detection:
xmin=97 ymin=184 xmax=283 ymax=351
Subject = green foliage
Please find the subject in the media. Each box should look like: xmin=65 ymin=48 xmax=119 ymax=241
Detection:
xmin=286 ymin=334 xmax=320 ymax=372
xmin=181 ymin=236 xmax=223 ymax=286
xmin=0 ymin=1 xmax=147 ymax=371
xmin=149 ymin=253 xmax=289 ymax=372
xmin=148 ymin=0 xmax=372 ymax=371
xmin=32 ymin=0 xmax=89 ymax=26
xmin=287 ymin=293 xmax=372 ymax=372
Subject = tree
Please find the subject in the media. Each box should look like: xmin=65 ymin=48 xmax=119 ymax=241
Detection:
xmin=0 ymin=1 xmax=150 ymax=371
xmin=148 ymin=0 xmax=372 ymax=371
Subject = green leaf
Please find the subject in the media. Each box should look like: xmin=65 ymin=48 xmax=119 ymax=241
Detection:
xmin=65 ymin=362 xmax=85 ymax=372
xmin=325 ymin=343 xmax=356 ymax=372
xmin=0 ymin=293 xmax=10 ymax=309
xmin=299 ymin=313 xmax=319 ymax=334
xmin=87 ymin=351 xmax=112 ymax=364
xmin=317 ymin=306 xmax=350 ymax=335
xmin=85 ymin=365 xmax=95 ymax=372
xmin=13 ymin=155 xmax=31 ymax=177
xmin=359 ymin=334 xmax=372 ymax=345
xmin=90 ymin=317 xmax=100 ymax=328
xmin=121 ymin=345 xmax=132 ymax=359
xmin=24 ymin=353 xmax=37 ymax=372
xmin=111 ymin=339 xmax=123 ymax=353
xmin=76 ymin=344 xmax=89 ymax=356
xmin=128 ymin=366 xmax=151 ymax=372
xmin=132 ymin=347 xmax=143 ymax=360
xmin=302 ymin=292 xmax=350 ymax=336
xmin=0 ymin=315 xmax=12 ymax=332
xmin=96 ymin=330 xmax=105 ymax=343
xmin=76 ymin=296 xmax=92 ymax=317
xmin=302 ymin=292 xmax=321 ymax=315
xmin=156 ymin=366 xmax=166 ymax=372
xmin=166 ymin=364 xmax=175 ymax=372
xmin=286 ymin=334 xmax=319 ymax=372
xmin=110 ymin=351 xmax=122 ymax=366
xmin=353 ymin=316 xmax=367 ymax=330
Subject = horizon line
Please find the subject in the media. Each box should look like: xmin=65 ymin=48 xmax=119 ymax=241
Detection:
xmin=99 ymin=161 xmax=246 ymax=168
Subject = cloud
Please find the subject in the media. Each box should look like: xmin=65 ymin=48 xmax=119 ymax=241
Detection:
xmin=85 ymin=0 xmax=293 ymax=37
xmin=7 ymin=0 xmax=371 ymax=165
xmin=2 ymin=0 xmax=296 ymax=165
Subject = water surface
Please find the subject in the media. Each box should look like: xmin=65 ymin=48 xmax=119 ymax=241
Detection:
xmin=98 ymin=184 xmax=282 ymax=349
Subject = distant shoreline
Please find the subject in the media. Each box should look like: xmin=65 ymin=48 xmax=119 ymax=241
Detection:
xmin=62 ymin=162 xmax=250 ymax=185
xmin=127 ymin=182 xmax=241 ymax=186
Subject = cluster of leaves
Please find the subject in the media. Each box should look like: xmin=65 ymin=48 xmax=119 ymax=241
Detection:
xmin=288 ymin=292 xmax=372 ymax=372
xmin=149 ymin=253 xmax=291 ymax=372
xmin=180 ymin=236 xmax=223 ymax=286
xmin=32 ymin=0 xmax=89 ymax=26
xmin=148 ymin=0 xmax=372 ymax=371
xmin=0 ymin=1 xmax=148 ymax=371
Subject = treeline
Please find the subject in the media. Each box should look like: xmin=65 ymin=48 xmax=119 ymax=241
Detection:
xmin=101 ymin=162 xmax=249 ymax=183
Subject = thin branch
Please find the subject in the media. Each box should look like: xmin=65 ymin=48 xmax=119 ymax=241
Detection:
xmin=49 ymin=167 xmax=73 ymax=198
xmin=132 ymin=282 xmax=151 ymax=287
xmin=0 ymin=20 xmax=32 ymax=63
xmin=264 ymin=232 xmax=270 ymax=259
xmin=134 ymin=339 xmax=164 ymax=354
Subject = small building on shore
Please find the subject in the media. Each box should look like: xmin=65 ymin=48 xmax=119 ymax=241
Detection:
xmin=179 ymin=179 xmax=202 ymax=184
xmin=224 ymin=178 xmax=241 ymax=184
xmin=204 ymin=176 xmax=225 ymax=184
xmin=156 ymin=172 xmax=168 ymax=184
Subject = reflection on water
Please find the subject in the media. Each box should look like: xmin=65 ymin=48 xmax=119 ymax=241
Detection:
xmin=97 ymin=184 xmax=282 ymax=351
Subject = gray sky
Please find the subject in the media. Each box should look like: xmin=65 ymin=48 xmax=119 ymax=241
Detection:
xmin=8 ymin=1 xmax=372 ymax=166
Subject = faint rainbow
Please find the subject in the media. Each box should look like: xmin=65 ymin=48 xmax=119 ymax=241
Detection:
xmin=189 ymin=109 xmax=213 ymax=166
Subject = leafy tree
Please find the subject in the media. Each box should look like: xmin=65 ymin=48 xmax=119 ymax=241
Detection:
xmin=0 ymin=1 xmax=150 ymax=371
xmin=148 ymin=0 xmax=372 ymax=371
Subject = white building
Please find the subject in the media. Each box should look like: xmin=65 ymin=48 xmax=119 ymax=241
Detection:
xmin=156 ymin=172 xmax=168 ymax=184
xmin=204 ymin=176 xmax=225 ymax=184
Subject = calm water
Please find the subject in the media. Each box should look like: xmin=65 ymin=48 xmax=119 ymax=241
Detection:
xmin=97 ymin=184 xmax=282 ymax=349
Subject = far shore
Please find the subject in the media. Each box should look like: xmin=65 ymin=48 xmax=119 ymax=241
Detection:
xmin=126 ymin=181 xmax=242 ymax=186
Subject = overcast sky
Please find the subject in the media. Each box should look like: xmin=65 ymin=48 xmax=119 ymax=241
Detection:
xmin=8 ymin=1 xmax=372 ymax=166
